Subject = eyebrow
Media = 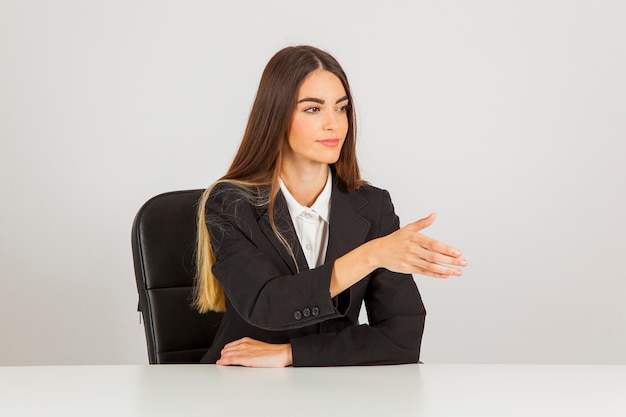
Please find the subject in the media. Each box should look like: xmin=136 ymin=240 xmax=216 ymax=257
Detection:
xmin=297 ymin=95 xmax=349 ymax=105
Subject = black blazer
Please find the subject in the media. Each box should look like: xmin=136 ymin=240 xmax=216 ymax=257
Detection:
xmin=201 ymin=175 xmax=426 ymax=366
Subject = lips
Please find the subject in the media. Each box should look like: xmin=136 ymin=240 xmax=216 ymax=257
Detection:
xmin=317 ymin=139 xmax=340 ymax=147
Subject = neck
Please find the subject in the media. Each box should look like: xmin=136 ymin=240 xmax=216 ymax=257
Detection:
xmin=280 ymin=163 xmax=329 ymax=207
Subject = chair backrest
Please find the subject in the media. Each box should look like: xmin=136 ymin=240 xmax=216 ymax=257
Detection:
xmin=131 ymin=189 xmax=223 ymax=364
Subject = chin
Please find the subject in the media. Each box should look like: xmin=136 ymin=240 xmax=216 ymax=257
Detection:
xmin=321 ymin=150 xmax=343 ymax=164
xmin=319 ymin=156 xmax=341 ymax=165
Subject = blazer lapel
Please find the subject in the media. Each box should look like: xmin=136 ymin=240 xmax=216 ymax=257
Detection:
xmin=325 ymin=179 xmax=371 ymax=263
xmin=257 ymin=178 xmax=371 ymax=273
xmin=257 ymin=190 xmax=309 ymax=274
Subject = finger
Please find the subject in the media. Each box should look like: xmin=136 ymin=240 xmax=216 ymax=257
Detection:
xmin=217 ymin=351 xmax=272 ymax=367
xmin=220 ymin=345 xmax=242 ymax=355
xmin=217 ymin=355 xmax=268 ymax=368
xmin=221 ymin=343 xmax=249 ymax=357
xmin=220 ymin=347 xmax=246 ymax=358
xmin=412 ymin=258 xmax=463 ymax=277
xmin=419 ymin=248 xmax=468 ymax=267
xmin=414 ymin=266 xmax=450 ymax=279
xmin=216 ymin=355 xmax=245 ymax=366
xmin=418 ymin=237 xmax=463 ymax=258
xmin=222 ymin=337 xmax=252 ymax=350
xmin=220 ymin=342 xmax=259 ymax=358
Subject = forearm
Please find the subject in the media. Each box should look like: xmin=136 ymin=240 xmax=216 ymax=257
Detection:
xmin=291 ymin=313 xmax=424 ymax=367
xmin=330 ymin=239 xmax=381 ymax=297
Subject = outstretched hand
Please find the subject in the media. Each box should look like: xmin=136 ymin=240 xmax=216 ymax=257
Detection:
xmin=376 ymin=213 xmax=467 ymax=278
xmin=216 ymin=337 xmax=292 ymax=368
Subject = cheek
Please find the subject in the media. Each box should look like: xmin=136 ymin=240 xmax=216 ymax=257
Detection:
xmin=286 ymin=117 xmax=302 ymax=151
xmin=289 ymin=115 xmax=310 ymax=136
xmin=288 ymin=115 xmax=314 ymax=146
xmin=339 ymin=116 xmax=349 ymax=137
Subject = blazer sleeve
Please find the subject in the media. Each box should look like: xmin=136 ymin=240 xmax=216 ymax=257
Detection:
xmin=290 ymin=190 xmax=426 ymax=366
xmin=206 ymin=184 xmax=347 ymax=331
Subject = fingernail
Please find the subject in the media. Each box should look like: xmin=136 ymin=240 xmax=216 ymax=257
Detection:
xmin=460 ymin=259 xmax=467 ymax=266
xmin=454 ymin=269 xmax=463 ymax=276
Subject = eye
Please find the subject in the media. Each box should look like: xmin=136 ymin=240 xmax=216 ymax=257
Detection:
xmin=337 ymin=104 xmax=350 ymax=112
xmin=304 ymin=106 xmax=321 ymax=113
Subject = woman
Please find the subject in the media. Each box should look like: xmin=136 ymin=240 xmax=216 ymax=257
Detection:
xmin=194 ymin=45 xmax=466 ymax=367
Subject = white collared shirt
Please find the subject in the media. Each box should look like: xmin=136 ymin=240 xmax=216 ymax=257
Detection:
xmin=279 ymin=169 xmax=332 ymax=269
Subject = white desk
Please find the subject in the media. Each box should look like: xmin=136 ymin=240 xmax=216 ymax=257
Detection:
xmin=1 ymin=364 xmax=625 ymax=416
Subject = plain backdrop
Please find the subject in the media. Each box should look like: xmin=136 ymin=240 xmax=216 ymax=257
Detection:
xmin=1 ymin=0 xmax=624 ymax=366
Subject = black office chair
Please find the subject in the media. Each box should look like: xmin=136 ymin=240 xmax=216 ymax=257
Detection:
xmin=131 ymin=189 xmax=223 ymax=364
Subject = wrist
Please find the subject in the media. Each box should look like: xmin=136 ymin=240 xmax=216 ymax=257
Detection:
xmin=330 ymin=239 xmax=382 ymax=297
xmin=285 ymin=343 xmax=293 ymax=367
xmin=362 ymin=238 xmax=381 ymax=270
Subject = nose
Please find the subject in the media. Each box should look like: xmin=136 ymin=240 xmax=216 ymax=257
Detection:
xmin=322 ymin=110 xmax=338 ymax=131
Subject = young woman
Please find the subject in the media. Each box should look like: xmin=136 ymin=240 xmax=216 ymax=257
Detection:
xmin=194 ymin=45 xmax=467 ymax=367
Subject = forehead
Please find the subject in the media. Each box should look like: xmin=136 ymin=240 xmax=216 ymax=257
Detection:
xmin=297 ymin=70 xmax=346 ymax=99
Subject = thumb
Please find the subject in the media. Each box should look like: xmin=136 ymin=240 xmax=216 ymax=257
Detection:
xmin=410 ymin=212 xmax=436 ymax=231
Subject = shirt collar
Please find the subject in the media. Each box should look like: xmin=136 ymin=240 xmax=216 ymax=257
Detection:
xmin=279 ymin=167 xmax=332 ymax=223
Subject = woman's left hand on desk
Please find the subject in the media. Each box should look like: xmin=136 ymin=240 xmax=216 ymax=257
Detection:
xmin=216 ymin=337 xmax=293 ymax=368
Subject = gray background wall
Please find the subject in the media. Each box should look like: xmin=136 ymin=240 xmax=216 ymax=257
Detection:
xmin=1 ymin=0 xmax=624 ymax=365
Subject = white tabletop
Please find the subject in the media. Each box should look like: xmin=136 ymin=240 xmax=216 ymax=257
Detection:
xmin=1 ymin=364 xmax=625 ymax=416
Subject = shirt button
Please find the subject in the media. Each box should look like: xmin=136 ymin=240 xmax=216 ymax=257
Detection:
xmin=305 ymin=244 xmax=312 ymax=251
xmin=311 ymin=307 xmax=320 ymax=317
xmin=294 ymin=310 xmax=302 ymax=320
xmin=303 ymin=308 xmax=311 ymax=318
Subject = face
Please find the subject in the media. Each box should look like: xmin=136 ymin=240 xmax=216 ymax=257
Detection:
xmin=284 ymin=70 xmax=349 ymax=170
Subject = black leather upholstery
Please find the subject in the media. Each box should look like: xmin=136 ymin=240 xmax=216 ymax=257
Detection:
xmin=131 ymin=189 xmax=223 ymax=364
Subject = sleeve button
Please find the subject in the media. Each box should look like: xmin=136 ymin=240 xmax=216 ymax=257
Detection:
xmin=303 ymin=308 xmax=311 ymax=317
xmin=311 ymin=307 xmax=320 ymax=317
xmin=294 ymin=310 xmax=302 ymax=320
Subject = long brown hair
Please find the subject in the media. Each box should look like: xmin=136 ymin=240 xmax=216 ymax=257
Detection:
xmin=194 ymin=45 xmax=365 ymax=312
